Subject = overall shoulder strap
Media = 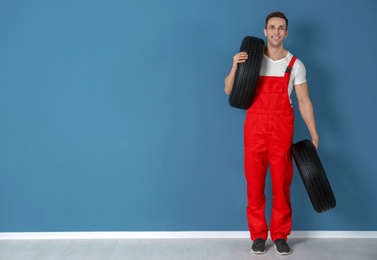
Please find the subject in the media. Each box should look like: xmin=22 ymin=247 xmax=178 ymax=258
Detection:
xmin=285 ymin=56 xmax=297 ymax=74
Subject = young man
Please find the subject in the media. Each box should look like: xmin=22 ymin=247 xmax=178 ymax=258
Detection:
xmin=224 ymin=11 xmax=319 ymax=255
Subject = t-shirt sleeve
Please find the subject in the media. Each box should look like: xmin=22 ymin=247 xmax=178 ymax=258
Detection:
xmin=293 ymin=60 xmax=307 ymax=85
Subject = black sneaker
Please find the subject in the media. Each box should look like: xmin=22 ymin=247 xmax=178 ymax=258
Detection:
xmin=274 ymin=239 xmax=291 ymax=255
xmin=251 ymin=238 xmax=266 ymax=254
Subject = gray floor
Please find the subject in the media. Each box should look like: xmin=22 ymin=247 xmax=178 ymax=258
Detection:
xmin=0 ymin=238 xmax=376 ymax=260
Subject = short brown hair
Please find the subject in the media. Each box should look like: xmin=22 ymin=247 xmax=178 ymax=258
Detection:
xmin=265 ymin=11 xmax=288 ymax=30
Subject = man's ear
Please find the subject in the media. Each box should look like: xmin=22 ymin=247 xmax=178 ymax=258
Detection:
xmin=264 ymin=28 xmax=267 ymax=37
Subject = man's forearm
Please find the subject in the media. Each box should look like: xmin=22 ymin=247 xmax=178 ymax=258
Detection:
xmin=224 ymin=67 xmax=237 ymax=95
xmin=299 ymin=99 xmax=319 ymax=147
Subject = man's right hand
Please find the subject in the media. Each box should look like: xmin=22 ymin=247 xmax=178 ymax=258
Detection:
xmin=232 ymin=52 xmax=248 ymax=70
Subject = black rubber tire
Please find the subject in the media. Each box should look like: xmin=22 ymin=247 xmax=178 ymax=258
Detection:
xmin=229 ymin=36 xmax=265 ymax=109
xmin=292 ymin=140 xmax=336 ymax=213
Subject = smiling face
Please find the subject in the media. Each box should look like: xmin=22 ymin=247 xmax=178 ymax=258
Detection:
xmin=264 ymin=17 xmax=288 ymax=48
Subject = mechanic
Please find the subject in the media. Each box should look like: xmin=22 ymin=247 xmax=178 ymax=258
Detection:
xmin=224 ymin=11 xmax=319 ymax=255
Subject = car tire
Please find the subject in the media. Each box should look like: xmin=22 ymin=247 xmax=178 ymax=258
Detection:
xmin=292 ymin=140 xmax=336 ymax=213
xmin=229 ymin=36 xmax=265 ymax=109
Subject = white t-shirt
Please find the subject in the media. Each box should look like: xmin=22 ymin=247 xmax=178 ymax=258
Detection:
xmin=259 ymin=51 xmax=306 ymax=102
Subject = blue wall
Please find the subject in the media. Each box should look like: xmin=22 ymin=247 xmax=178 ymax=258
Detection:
xmin=0 ymin=0 xmax=376 ymax=232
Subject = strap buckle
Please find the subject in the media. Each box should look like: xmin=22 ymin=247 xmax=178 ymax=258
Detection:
xmin=285 ymin=66 xmax=292 ymax=74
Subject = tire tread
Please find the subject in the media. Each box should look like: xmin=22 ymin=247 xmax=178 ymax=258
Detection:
xmin=229 ymin=36 xmax=264 ymax=109
xmin=292 ymin=140 xmax=336 ymax=213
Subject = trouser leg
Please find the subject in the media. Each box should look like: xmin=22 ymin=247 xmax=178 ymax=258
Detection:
xmin=244 ymin=114 xmax=269 ymax=241
xmin=269 ymin=114 xmax=294 ymax=241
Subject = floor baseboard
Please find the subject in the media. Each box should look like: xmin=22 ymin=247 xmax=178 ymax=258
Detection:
xmin=0 ymin=231 xmax=376 ymax=240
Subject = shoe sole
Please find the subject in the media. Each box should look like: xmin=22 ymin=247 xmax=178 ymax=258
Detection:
xmin=251 ymin=249 xmax=266 ymax=254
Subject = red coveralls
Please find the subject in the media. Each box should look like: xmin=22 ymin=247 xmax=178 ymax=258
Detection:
xmin=244 ymin=56 xmax=297 ymax=242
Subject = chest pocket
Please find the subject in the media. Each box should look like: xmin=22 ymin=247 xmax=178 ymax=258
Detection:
xmin=256 ymin=77 xmax=286 ymax=93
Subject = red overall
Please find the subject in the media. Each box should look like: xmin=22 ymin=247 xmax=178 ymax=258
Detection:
xmin=244 ymin=56 xmax=297 ymax=242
